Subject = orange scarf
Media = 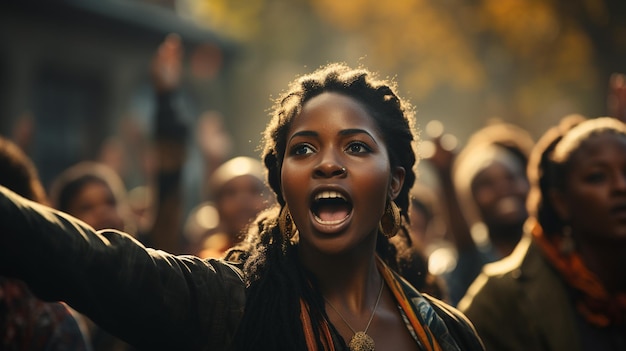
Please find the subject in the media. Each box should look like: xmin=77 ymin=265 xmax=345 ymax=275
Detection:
xmin=377 ymin=257 xmax=443 ymax=351
xmin=532 ymin=223 xmax=626 ymax=327
xmin=299 ymin=298 xmax=336 ymax=351
xmin=299 ymin=257 xmax=443 ymax=350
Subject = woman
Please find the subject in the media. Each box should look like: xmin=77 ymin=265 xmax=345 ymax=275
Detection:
xmin=425 ymin=121 xmax=534 ymax=305
xmin=188 ymin=156 xmax=274 ymax=258
xmin=0 ymin=63 xmax=483 ymax=350
xmin=459 ymin=116 xmax=626 ymax=350
xmin=49 ymin=161 xmax=129 ymax=233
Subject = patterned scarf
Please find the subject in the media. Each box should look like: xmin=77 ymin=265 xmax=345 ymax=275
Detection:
xmin=532 ymin=223 xmax=626 ymax=327
xmin=299 ymin=257 xmax=451 ymax=350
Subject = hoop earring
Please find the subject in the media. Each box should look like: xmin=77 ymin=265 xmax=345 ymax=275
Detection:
xmin=279 ymin=206 xmax=296 ymax=240
xmin=379 ymin=201 xmax=401 ymax=238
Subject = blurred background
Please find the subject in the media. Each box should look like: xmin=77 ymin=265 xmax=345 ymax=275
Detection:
xmin=1 ymin=0 xmax=625 ymax=205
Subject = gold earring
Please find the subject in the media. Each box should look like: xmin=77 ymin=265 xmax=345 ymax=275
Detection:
xmin=379 ymin=201 xmax=401 ymax=238
xmin=279 ymin=206 xmax=296 ymax=240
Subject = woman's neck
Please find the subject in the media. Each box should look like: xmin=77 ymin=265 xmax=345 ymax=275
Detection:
xmin=577 ymin=240 xmax=626 ymax=293
xmin=487 ymin=221 xmax=525 ymax=258
xmin=300 ymin=246 xmax=380 ymax=310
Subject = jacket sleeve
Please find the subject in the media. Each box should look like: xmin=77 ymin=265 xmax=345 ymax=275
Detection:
xmin=0 ymin=186 xmax=245 ymax=350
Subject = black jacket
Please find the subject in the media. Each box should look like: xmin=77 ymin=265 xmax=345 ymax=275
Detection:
xmin=0 ymin=186 xmax=483 ymax=350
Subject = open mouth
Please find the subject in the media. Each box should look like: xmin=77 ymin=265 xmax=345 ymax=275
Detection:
xmin=610 ymin=203 xmax=626 ymax=218
xmin=495 ymin=196 xmax=524 ymax=216
xmin=311 ymin=190 xmax=353 ymax=225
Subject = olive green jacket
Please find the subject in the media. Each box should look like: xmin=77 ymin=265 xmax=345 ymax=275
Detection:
xmin=458 ymin=234 xmax=581 ymax=351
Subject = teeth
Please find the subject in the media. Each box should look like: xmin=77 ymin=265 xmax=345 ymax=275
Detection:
xmin=314 ymin=191 xmax=346 ymax=201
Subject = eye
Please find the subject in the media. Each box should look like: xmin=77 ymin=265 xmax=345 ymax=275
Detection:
xmin=584 ymin=170 xmax=607 ymax=184
xmin=472 ymin=177 xmax=495 ymax=191
xmin=346 ymin=141 xmax=372 ymax=154
xmin=291 ymin=143 xmax=315 ymax=156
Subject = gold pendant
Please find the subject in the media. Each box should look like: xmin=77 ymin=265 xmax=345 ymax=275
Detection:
xmin=349 ymin=331 xmax=375 ymax=351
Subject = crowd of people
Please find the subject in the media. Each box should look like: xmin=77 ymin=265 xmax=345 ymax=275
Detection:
xmin=0 ymin=35 xmax=625 ymax=351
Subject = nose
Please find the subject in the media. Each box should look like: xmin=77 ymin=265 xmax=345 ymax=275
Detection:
xmin=499 ymin=174 xmax=526 ymax=196
xmin=614 ymin=171 xmax=626 ymax=192
xmin=313 ymin=162 xmax=347 ymax=179
xmin=313 ymin=146 xmax=348 ymax=178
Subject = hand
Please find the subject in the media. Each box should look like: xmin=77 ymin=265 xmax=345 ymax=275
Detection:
xmin=151 ymin=34 xmax=183 ymax=93
xmin=197 ymin=111 xmax=233 ymax=164
xmin=421 ymin=120 xmax=457 ymax=174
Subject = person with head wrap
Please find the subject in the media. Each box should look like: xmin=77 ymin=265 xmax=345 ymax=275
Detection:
xmin=187 ymin=156 xmax=274 ymax=258
xmin=49 ymin=161 xmax=130 ymax=234
xmin=425 ymin=120 xmax=534 ymax=305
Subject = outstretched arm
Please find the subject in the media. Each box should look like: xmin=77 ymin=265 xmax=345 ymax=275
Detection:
xmin=0 ymin=186 xmax=244 ymax=350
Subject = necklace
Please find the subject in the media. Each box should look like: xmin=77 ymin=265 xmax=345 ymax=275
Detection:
xmin=324 ymin=278 xmax=385 ymax=351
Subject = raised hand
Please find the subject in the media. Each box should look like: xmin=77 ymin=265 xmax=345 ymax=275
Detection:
xmin=151 ymin=33 xmax=183 ymax=94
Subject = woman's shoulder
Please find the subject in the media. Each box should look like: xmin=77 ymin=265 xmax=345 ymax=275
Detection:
xmin=457 ymin=233 xmax=544 ymax=311
xmin=395 ymin=272 xmax=485 ymax=351
xmin=422 ymin=294 xmax=486 ymax=351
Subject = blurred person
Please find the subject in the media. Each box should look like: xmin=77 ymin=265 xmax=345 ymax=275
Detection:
xmin=0 ymin=63 xmax=485 ymax=350
xmin=182 ymin=201 xmax=219 ymax=237
xmin=142 ymin=34 xmax=234 ymax=255
xmin=409 ymin=182 xmax=445 ymax=251
xmin=188 ymin=156 xmax=275 ymax=258
xmin=49 ymin=161 xmax=131 ymax=233
xmin=0 ymin=136 xmax=90 ymax=351
xmin=405 ymin=182 xmax=448 ymax=299
xmin=459 ymin=116 xmax=626 ymax=351
xmin=425 ymin=120 xmax=535 ymax=305
xmin=48 ymin=161 xmax=136 ymax=351
xmin=146 ymin=33 xmax=191 ymax=254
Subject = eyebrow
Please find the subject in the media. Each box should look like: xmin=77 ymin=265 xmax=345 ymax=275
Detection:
xmin=339 ymin=128 xmax=376 ymax=141
xmin=288 ymin=129 xmax=378 ymax=145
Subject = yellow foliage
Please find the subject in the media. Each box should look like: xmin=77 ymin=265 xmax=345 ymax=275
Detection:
xmin=310 ymin=0 xmax=485 ymax=98
xmin=187 ymin=0 xmax=265 ymax=40
xmin=185 ymin=0 xmax=610 ymax=133
xmin=482 ymin=0 xmax=560 ymax=57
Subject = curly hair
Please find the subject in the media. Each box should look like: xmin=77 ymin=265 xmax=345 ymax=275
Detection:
xmin=226 ymin=63 xmax=420 ymax=350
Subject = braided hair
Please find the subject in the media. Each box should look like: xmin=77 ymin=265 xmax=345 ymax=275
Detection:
xmin=227 ymin=63 xmax=419 ymax=350
xmin=526 ymin=114 xmax=586 ymax=236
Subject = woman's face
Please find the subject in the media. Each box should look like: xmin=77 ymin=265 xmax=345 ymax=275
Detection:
xmin=217 ymin=175 xmax=272 ymax=238
xmin=471 ymin=161 xmax=529 ymax=227
xmin=553 ymin=132 xmax=626 ymax=244
xmin=280 ymin=92 xmax=404 ymax=256
xmin=65 ymin=180 xmax=124 ymax=231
